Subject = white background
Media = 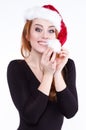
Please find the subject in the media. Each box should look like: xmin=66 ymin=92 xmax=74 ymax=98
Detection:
xmin=0 ymin=0 xmax=86 ymax=130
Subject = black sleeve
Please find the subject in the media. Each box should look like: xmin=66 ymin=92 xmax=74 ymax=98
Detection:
xmin=56 ymin=59 xmax=78 ymax=118
xmin=7 ymin=60 xmax=48 ymax=124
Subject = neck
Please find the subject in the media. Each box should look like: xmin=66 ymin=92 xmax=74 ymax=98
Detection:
xmin=25 ymin=49 xmax=42 ymax=69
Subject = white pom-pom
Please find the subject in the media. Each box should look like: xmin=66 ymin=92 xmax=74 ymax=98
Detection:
xmin=47 ymin=39 xmax=61 ymax=53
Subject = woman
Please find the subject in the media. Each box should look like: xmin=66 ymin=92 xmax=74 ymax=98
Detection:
xmin=7 ymin=4 xmax=78 ymax=130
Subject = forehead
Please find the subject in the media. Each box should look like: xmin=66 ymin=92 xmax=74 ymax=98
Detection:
xmin=32 ymin=18 xmax=55 ymax=28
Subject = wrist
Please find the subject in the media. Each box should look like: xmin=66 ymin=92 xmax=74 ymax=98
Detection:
xmin=38 ymin=73 xmax=53 ymax=96
xmin=54 ymin=71 xmax=62 ymax=78
xmin=54 ymin=72 xmax=66 ymax=92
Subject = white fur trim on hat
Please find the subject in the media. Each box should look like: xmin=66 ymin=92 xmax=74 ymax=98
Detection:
xmin=24 ymin=6 xmax=62 ymax=32
xmin=47 ymin=39 xmax=61 ymax=53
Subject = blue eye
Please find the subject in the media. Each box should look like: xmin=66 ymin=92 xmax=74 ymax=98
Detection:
xmin=48 ymin=29 xmax=55 ymax=33
xmin=35 ymin=27 xmax=42 ymax=32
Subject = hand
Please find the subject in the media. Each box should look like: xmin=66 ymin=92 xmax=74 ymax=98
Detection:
xmin=41 ymin=47 xmax=56 ymax=75
xmin=54 ymin=47 xmax=69 ymax=75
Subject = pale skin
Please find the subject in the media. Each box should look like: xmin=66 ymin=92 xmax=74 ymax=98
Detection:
xmin=25 ymin=18 xmax=69 ymax=96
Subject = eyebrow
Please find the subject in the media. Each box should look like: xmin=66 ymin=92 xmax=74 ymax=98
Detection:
xmin=34 ymin=24 xmax=55 ymax=28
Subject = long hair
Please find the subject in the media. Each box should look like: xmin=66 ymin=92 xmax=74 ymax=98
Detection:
xmin=21 ymin=20 xmax=32 ymax=57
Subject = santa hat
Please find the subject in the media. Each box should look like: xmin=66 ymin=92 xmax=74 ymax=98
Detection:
xmin=24 ymin=4 xmax=67 ymax=45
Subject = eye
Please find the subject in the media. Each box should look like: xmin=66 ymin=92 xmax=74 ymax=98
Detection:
xmin=48 ymin=29 xmax=55 ymax=33
xmin=35 ymin=27 xmax=42 ymax=32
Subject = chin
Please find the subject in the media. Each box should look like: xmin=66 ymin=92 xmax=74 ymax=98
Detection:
xmin=37 ymin=47 xmax=47 ymax=53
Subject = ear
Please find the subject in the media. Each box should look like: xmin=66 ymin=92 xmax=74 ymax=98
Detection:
xmin=57 ymin=20 xmax=67 ymax=45
xmin=25 ymin=34 xmax=30 ymax=41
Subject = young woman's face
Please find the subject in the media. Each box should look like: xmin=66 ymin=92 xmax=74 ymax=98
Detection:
xmin=29 ymin=18 xmax=57 ymax=53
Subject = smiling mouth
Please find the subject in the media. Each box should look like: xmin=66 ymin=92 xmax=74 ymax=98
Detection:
xmin=38 ymin=41 xmax=48 ymax=45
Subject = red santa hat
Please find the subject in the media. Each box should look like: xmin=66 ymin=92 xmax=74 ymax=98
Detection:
xmin=24 ymin=4 xmax=67 ymax=45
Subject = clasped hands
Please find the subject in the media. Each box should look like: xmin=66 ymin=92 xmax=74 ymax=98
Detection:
xmin=41 ymin=47 xmax=69 ymax=76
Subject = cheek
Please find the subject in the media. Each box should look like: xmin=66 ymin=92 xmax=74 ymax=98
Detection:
xmin=48 ymin=33 xmax=56 ymax=39
xmin=29 ymin=32 xmax=39 ymax=48
xmin=30 ymin=30 xmax=40 ymax=42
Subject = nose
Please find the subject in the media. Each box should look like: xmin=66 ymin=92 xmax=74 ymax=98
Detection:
xmin=42 ymin=31 xmax=49 ymax=39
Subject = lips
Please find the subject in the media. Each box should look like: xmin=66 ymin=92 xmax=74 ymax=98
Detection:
xmin=38 ymin=41 xmax=48 ymax=45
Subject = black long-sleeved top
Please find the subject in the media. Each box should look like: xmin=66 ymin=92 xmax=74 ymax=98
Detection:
xmin=7 ymin=59 xmax=78 ymax=130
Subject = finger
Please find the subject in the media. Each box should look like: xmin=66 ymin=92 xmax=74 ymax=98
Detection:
xmin=45 ymin=48 xmax=54 ymax=61
xmin=47 ymin=48 xmax=54 ymax=57
xmin=44 ymin=47 xmax=51 ymax=55
xmin=50 ymin=52 xmax=56 ymax=63
xmin=61 ymin=48 xmax=69 ymax=54
xmin=59 ymin=49 xmax=69 ymax=57
xmin=42 ymin=48 xmax=54 ymax=64
xmin=42 ymin=47 xmax=52 ymax=58
xmin=41 ymin=48 xmax=50 ymax=60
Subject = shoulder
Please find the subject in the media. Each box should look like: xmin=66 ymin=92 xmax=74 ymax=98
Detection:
xmin=66 ymin=58 xmax=75 ymax=68
xmin=7 ymin=59 xmax=24 ymax=68
xmin=67 ymin=58 xmax=75 ymax=64
xmin=7 ymin=59 xmax=26 ymax=74
xmin=65 ymin=58 xmax=76 ymax=74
